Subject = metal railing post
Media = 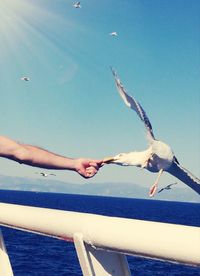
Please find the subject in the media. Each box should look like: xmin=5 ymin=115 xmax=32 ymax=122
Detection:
xmin=74 ymin=232 xmax=131 ymax=276
xmin=0 ymin=229 xmax=13 ymax=276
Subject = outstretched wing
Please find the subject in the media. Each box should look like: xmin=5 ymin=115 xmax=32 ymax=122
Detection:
xmin=111 ymin=68 xmax=155 ymax=141
xmin=167 ymin=161 xmax=200 ymax=195
xmin=158 ymin=182 xmax=177 ymax=193
xmin=158 ymin=187 xmax=165 ymax=193
xmin=167 ymin=182 xmax=177 ymax=189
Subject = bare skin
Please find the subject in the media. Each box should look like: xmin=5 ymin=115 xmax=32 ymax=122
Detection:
xmin=0 ymin=136 xmax=102 ymax=179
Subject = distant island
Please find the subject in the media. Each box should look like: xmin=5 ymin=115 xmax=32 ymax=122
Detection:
xmin=0 ymin=174 xmax=199 ymax=203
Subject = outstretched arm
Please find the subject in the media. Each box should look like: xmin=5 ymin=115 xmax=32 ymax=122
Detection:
xmin=0 ymin=136 xmax=102 ymax=178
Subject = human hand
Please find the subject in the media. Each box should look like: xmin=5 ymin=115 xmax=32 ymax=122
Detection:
xmin=74 ymin=158 xmax=103 ymax=178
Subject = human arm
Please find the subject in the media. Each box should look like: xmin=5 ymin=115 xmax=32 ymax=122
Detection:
xmin=0 ymin=136 xmax=102 ymax=178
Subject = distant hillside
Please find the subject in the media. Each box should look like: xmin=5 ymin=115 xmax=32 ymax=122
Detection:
xmin=0 ymin=175 xmax=199 ymax=203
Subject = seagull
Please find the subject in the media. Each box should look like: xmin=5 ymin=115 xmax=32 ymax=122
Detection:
xmin=20 ymin=76 xmax=30 ymax=81
xmin=73 ymin=2 xmax=81 ymax=8
xmin=36 ymin=172 xmax=56 ymax=177
xmin=158 ymin=182 xmax=177 ymax=194
xmin=104 ymin=68 xmax=200 ymax=197
xmin=109 ymin=32 xmax=118 ymax=37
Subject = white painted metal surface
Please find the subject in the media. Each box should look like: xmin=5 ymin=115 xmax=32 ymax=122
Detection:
xmin=0 ymin=202 xmax=199 ymax=272
xmin=74 ymin=233 xmax=131 ymax=276
xmin=0 ymin=229 xmax=14 ymax=276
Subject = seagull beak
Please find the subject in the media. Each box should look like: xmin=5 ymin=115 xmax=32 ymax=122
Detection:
xmin=103 ymin=157 xmax=116 ymax=164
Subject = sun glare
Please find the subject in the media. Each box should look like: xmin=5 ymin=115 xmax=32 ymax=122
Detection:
xmin=0 ymin=0 xmax=79 ymax=84
xmin=0 ymin=0 xmax=43 ymax=60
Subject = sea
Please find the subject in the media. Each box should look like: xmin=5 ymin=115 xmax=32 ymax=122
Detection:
xmin=0 ymin=189 xmax=200 ymax=276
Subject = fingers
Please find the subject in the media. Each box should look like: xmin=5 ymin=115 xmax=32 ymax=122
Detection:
xmin=76 ymin=158 xmax=104 ymax=179
xmin=84 ymin=166 xmax=98 ymax=178
xmin=89 ymin=160 xmax=104 ymax=169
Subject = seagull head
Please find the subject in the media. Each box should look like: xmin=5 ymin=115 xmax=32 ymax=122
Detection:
xmin=104 ymin=153 xmax=130 ymax=166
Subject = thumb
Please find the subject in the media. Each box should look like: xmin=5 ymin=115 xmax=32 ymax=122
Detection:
xmin=89 ymin=160 xmax=104 ymax=168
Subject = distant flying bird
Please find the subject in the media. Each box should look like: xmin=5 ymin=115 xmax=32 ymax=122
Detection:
xmin=109 ymin=32 xmax=118 ymax=37
xmin=20 ymin=76 xmax=30 ymax=81
xmin=36 ymin=172 xmax=56 ymax=177
xmin=73 ymin=2 xmax=81 ymax=8
xmin=158 ymin=182 xmax=177 ymax=194
xmin=104 ymin=68 xmax=200 ymax=197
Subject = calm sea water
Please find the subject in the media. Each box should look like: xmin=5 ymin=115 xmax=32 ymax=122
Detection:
xmin=0 ymin=189 xmax=200 ymax=276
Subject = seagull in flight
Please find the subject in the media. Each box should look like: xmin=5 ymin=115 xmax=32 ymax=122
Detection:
xmin=104 ymin=68 xmax=200 ymax=197
xmin=158 ymin=182 xmax=177 ymax=194
xmin=109 ymin=32 xmax=118 ymax=37
xmin=36 ymin=172 xmax=56 ymax=177
xmin=20 ymin=76 xmax=30 ymax=81
xmin=73 ymin=2 xmax=81 ymax=8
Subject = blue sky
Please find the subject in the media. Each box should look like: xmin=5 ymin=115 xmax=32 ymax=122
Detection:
xmin=0 ymin=0 xmax=199 ymax=189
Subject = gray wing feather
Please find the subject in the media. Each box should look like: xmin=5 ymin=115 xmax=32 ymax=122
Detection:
xmin=167 ymin=161 xmax=200 ymax=195
xmin=158 ymin=188 xmax=165 ymax=193
xmin=111 ymin=68 xmax=155 ymax=140
xmin=158 ymin=183 xmax=177 ymax=193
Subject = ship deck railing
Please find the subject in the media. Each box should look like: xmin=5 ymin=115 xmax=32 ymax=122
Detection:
xmin=0 ymin=202 xmax=199 ymax=275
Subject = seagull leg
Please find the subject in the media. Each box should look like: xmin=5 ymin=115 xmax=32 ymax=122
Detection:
xmin=149 ymin=169 xmax=164 ymax=197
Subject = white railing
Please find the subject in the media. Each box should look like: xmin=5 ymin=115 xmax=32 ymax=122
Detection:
xmin=0 ymin=202 xmax=199 ymax=275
